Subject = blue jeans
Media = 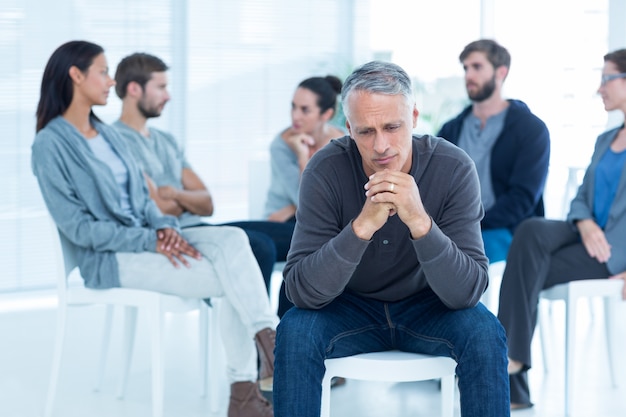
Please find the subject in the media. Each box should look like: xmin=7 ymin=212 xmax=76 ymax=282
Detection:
xmin=482 ymin=228 xmax=513 ymax=263
xmin=274 ymin=289 xmax=510 ymax=417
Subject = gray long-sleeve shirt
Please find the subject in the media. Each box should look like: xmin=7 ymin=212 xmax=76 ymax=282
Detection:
xmin=283 ymin=135 xmax=489 ymax=310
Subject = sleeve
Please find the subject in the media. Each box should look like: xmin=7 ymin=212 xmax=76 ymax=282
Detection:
xmin=164 ymin=130 xmax=192 ymax=170
xmin=411 ymin=155 xmax=489 ymax=309
xmin=566 ymin=136 xmax=605 ymax=227
xmin=482 ymin=115 xmax=550 ymax=229
xmin=269 ymin=137 xmax=301 ymax=206
xmin=139 ymin=187 xmax=180 ymax=232
xmin=32 ymin=137 xmax=160 ymax=254
xmin=283 ymin=168 xmax=371 ymax=309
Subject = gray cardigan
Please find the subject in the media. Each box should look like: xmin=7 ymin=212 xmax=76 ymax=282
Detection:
xmin=32 ymin=116 xmax=179 ymax=289
xmin=284 ymin=135 xmax=489 ymax=310
xmin=567 ymin=125 xmax=626 ymax=275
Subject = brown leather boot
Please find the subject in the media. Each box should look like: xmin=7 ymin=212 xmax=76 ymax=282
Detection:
xmin=228 ymin=381 xmax=273 ymax=417
xmin=254 ymin=327 xmax=275 ymax=391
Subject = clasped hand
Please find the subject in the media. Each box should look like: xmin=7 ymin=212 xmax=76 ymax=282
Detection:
xmin=353 ymin=169 xmax=431 ymax=240
xmin=286 ymin=132 xmax=316 ymax=159
xmin=156 ymin=228 xmax=202 ymax=268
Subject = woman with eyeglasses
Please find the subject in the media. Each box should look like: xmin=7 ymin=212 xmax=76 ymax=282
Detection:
xmin=497 ymin=48 xmax=626 ymax=411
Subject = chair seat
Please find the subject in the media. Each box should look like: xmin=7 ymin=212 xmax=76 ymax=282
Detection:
xmin=65 ymin=284 xmax=202 ymax=312
xmin=541 ymin=278 xmax=622 ymax=300
xmin=324 ymin=351 xmax=456 ymax=382
xmin=321 ymin=350 xmax=457 ymax=417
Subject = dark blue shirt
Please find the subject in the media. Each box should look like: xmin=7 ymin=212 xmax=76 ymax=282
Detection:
xmin=594 ymin=147 xmax=626 ymax=228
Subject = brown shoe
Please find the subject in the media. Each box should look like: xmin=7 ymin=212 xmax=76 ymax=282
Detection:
xmin=228 ymin=381 xmax=273 ymax=417
xmin=255 ymin=327 xmax=276 ymax=391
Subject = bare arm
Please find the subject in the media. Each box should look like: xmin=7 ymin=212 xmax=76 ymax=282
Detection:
xmin=144 ymin=173 xmax=184 ymax=217
xmin=284 ymin=131 xmax=315 ymax=173
xmin=158 ymin=168 xmax=214 ymax=216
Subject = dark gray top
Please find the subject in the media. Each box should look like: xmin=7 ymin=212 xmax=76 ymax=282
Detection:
xmin=283 ymin=135 xmax=489 ymax=310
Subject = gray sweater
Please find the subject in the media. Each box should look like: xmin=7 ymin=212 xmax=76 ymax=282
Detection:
xmin=32 ymin=116 xmax=178 ymax=289
xmin=284 ymin=135 xmax=489 ymax=310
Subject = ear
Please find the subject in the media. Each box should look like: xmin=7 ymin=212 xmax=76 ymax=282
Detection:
xmin=68 ymin=66 xmax=83 ymax=84
xmin=127 ymin=81 xmax=143 ymax=98
xmin=321 ymin=107 xmax=335 ymax=122
xmin=345 ymin=120 xmax=352 ymax=136
xmin=412 ymin=105 xmax=420 ymax=129
xmin=496 ymin=65 xmax=509 ymax=81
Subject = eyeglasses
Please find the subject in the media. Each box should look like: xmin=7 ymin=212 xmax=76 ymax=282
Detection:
xmin=600 ymin=72 xmax=626 ymax=86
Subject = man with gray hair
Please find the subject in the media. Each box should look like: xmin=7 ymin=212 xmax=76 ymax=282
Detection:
xmin=273 ymin=61 xmax=510 ymax=416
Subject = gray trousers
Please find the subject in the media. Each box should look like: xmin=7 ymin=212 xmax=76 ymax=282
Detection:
xmin=497 ymin=217 xmax=609 ymax=405
xmin=116 ymin=226 xmax=278 ymax=383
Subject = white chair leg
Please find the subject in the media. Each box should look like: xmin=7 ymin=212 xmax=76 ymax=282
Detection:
xmin=320 ymin=369 xmax=334 ymax=417
xmin=604 ymin=297 xmax=617 ymax=387
xmin=564 ymin=294 xmax=575 ymax=417
xmin=117 ymin=306 xmax=138 ymax=399
xmin=95 ymin=305 xmax=115 ymax=392
xmin=198 ymin=303 xmax=208 ymax=398
xmin=538 ymin=299 xmax=549 ymax=373
xmin=150 ymin=308 xmax=165 ymax=417
xmin=440 ymin=374 xmax=455 ymax=417
xmin=208 ymin=301 xmax=221 ymax=413
xmin=588 ymin=297 xmax=595 ymax=323
xmin=44 ymin=302 xmax=68 ymax=417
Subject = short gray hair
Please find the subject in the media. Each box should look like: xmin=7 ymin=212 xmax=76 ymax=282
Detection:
xmin=341 ymin=61 xmax=414 ymax=119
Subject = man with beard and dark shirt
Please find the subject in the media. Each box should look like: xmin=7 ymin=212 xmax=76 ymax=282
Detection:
xmin=438 ymin=39 xmax=550 ymax=264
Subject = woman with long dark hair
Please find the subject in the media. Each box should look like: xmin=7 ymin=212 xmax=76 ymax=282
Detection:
xmin=32 ymin=40 xmax=276 ymax=417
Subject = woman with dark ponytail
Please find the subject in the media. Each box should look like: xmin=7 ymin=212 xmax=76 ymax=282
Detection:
xmin=226 ymin=75 xmax=345 ymax=318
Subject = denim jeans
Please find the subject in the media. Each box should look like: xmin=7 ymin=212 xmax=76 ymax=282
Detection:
xmin=274 ymin=289 xmax=510 ymax=417
xmin=482 ymin=228 xmax=513 ymax=263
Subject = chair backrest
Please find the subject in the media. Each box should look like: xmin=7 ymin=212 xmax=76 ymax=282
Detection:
xmin=48 ymin=218 xmax=79 ymax=293
xmin=248 ymin=156 xmax=271 ymax=220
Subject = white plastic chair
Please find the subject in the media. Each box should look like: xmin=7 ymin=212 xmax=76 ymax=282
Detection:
xmin=248 ymin=155 xmax=287 ymax=310
xmin=538 ymin=278 xmax=623 ymax=416
xmin=248 ymin=156 xmax=272 ymax=220
xmin=480 ymin=260 xmax=506 ymax=314
xmin=321 ymin=350 xmax=457 ymax=417
xmin=44 ymin=225 xmax=222 ymax=417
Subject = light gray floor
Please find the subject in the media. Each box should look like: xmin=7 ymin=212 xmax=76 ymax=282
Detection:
xmin=1 ymin=288 xmax=625 ymax=417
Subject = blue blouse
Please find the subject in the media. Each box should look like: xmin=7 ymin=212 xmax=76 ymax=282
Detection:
xmin=594 ymin=147 xmax=626 ymax=228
